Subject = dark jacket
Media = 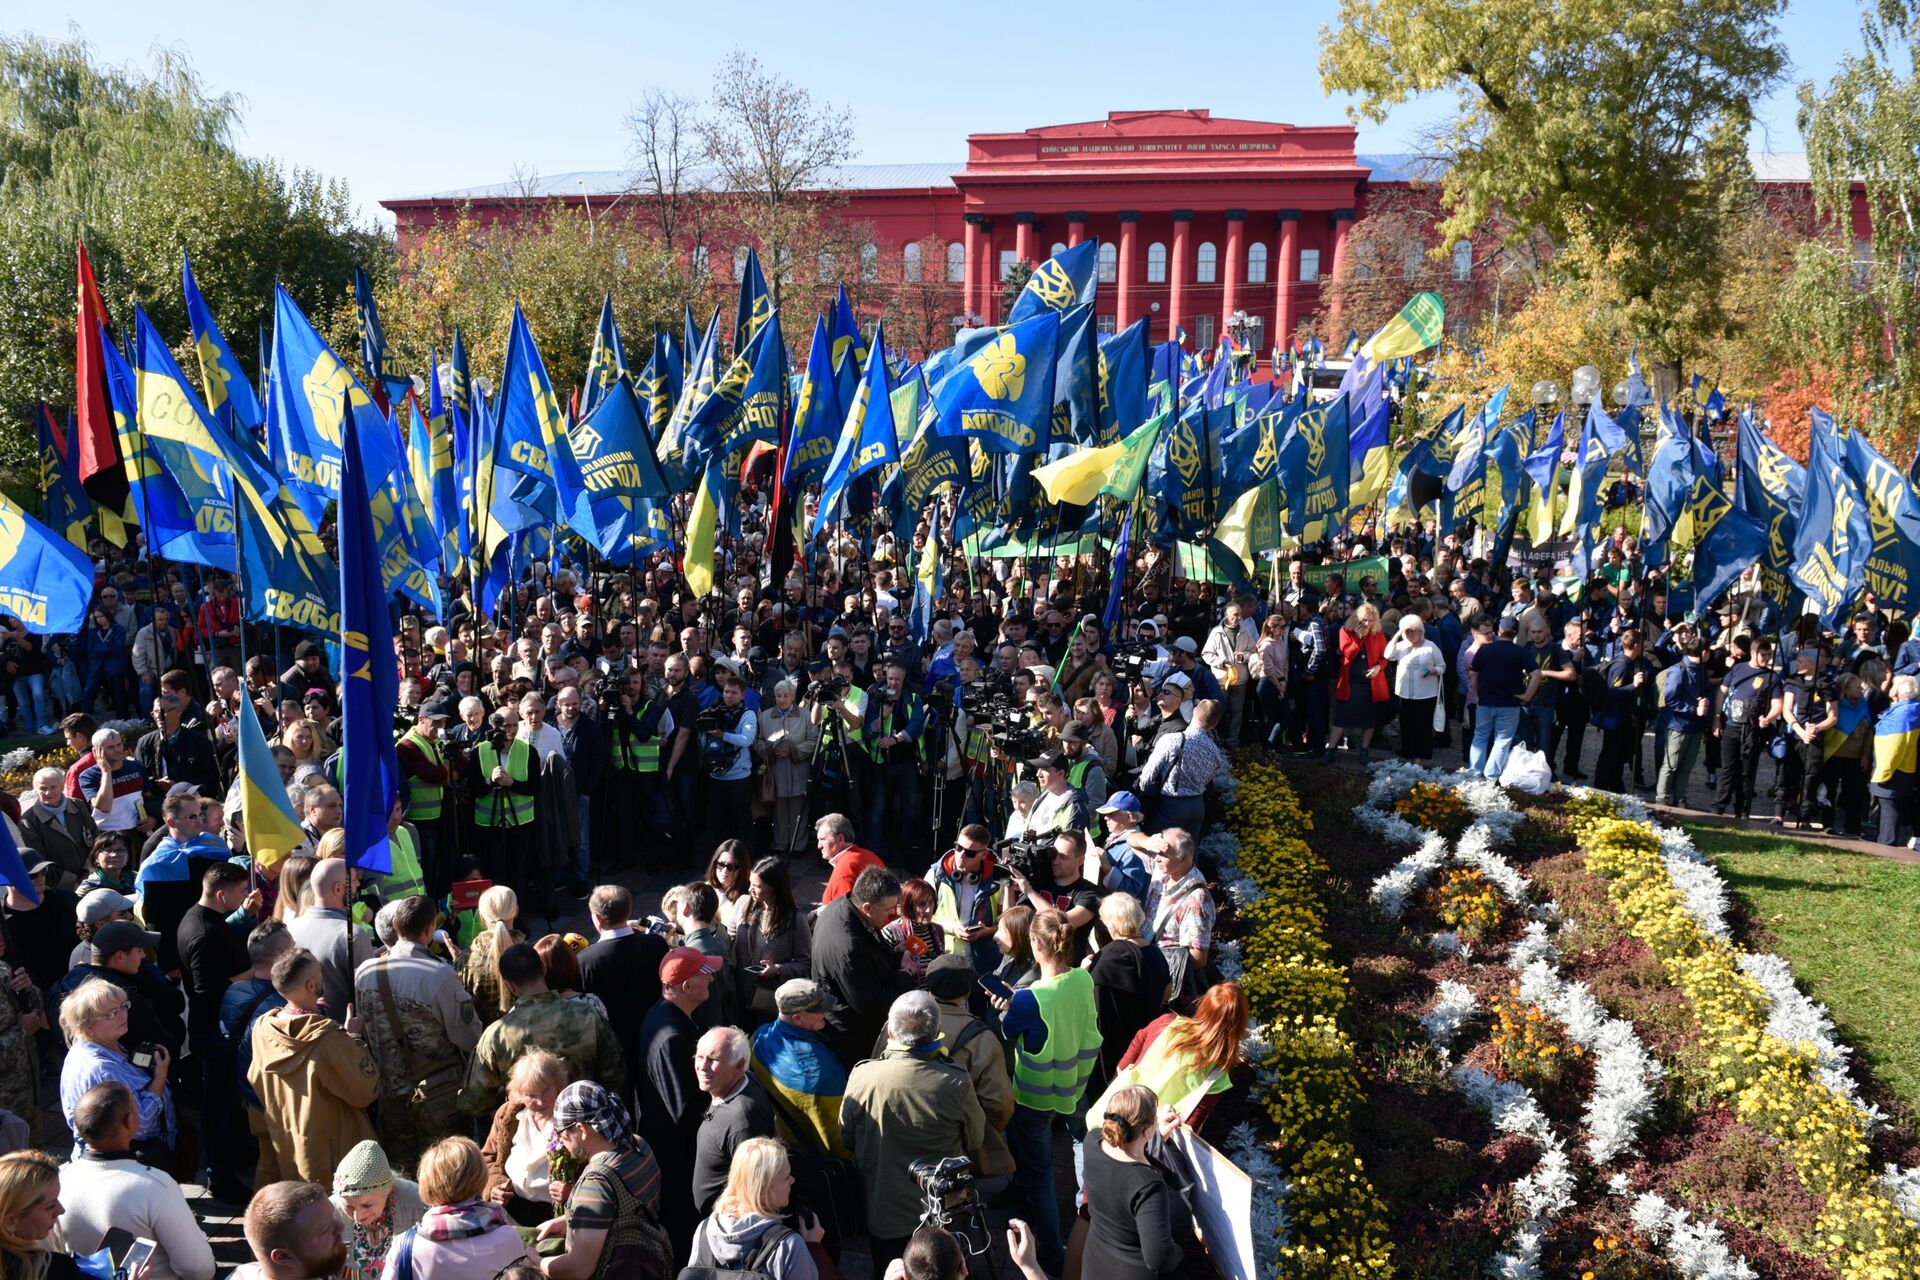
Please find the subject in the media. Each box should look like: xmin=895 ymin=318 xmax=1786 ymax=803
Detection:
xmin=578 ymin=928 xmax=671 ymax=1067
xmin=18 ymin=799 xmax=97 ymax=888
xmin=49 ymin=961 xmax=186 ymax=1056
xmin=556 ymin=716 xmax=607 ymax=795
xmin=810 ymin=897 xmax=912 ymax=1068
xmin=692 ymin=1075 xmax=777 ymax=1216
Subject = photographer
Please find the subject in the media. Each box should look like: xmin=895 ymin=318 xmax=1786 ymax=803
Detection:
xmin=807 ymin=656 xmax=868 ymax=820
xmin=1005 ymin=830 xmax=1100 ymax=958
xmin=465 ymin=710 xmax=539 ymax=893
xmin=396 ymin=700 xmax=456 ymax=895
xmin=701 ymin=674 xmax=759 ymax=851
xmin=602 ymin=669 xmax=666 ymax=874
xmin=864 ymin=658 xmax=926 ymax=860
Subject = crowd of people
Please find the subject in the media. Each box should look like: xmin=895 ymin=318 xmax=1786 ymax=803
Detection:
xmin=0 ymin=528 xmax=1265 ymax=1280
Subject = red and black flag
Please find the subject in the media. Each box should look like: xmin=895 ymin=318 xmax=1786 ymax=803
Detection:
xmin=74 ymin=242 xmax=128 ymax=510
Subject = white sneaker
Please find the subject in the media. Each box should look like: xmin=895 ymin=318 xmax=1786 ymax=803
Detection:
xmin=1908 ymin=837 xmax=1920 ymax=850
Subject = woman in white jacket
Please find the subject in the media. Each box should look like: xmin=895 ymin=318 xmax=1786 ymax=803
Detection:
xmin=1384 ymin=614 xmax=1446 ymax=760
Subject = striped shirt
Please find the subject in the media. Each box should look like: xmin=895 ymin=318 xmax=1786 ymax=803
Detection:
xmin=1139 ymin=725 xmax=1223 ymax=798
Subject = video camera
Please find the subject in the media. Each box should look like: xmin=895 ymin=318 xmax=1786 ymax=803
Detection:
xmin=996 ymin=834 xmax=1055 ymax=886
xmin=591 ymin=675 xmax=625 ymax=711
xmin=1113 ymin=639 xmax=1157 ymax=683
xmin=961 ymin=685 xmax=1041 ymax=760
xmin=803 ymin=673 xmax=849 ymax=703
xmin=909 ymin=1155 xmax=977 ymax=1221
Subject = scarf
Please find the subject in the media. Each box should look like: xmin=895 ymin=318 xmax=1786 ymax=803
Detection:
xmin=418 ymin=1199 xmax=511 ymax=1243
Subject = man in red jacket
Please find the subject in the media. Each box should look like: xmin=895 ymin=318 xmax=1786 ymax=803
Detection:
xmin=816 ymin=812 xmax=884 ymax=905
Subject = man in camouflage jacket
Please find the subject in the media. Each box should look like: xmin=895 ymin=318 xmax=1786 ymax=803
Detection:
xmin=457 ymin=939 xmax=628 ymax=1116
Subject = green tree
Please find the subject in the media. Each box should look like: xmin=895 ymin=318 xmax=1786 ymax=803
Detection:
xmin=999 ymin=258 xmax=1034 ymax=319
xmin=1781 ymin=1 xmax=1920 ymax=450
xmin=1320 ymin=0 xmax=1787 ymax=367
xmin=0 ymin=34 xmax=383 ymax=466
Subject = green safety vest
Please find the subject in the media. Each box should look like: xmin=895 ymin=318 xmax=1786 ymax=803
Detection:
xmin=1066 ymin=755 xmax=1102 ymax=839
xmin=378 ymin=823 xmax=427 ymax=904
xmin=475 ymin=739 xmax=535 ymax=828
xmin=1012 ymin=967 xmax=1100 ymax=1115
xmin=400 ymin=729 xmax=446 ymax=822
xmin=869 ymin=690 xmax=922 ymax=763
xmin=930 ymin=875 xmax=1004 ymax=954
xmin=611 ymin=700 xmax=661 ymax=773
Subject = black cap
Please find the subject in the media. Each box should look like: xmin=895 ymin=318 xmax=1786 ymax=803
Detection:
xmin=1060 ymin=722 xmax=1091 ymax=745
xmin=1028 ymin=750 xmax=1068 ymax=771
xmin=295 ymin=640 xmax=322 ymax=660
xmin=923 ymin=953 xmax=976 ymax=1001
xmin=91 ymin=919 xmax=162 ymax=955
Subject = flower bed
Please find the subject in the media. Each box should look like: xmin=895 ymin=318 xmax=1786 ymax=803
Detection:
xmin=1208 ymin=755 xmax=1392 ymax=1277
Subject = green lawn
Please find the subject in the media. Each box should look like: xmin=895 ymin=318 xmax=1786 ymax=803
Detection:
xmin=1687 ymin=824 xmax=1920 ymax=1118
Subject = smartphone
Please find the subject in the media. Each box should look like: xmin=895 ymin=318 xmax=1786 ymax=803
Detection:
xmin=119 ymin=1237 xmax=157 ymax=1278
xmin=977 ymin=972 xmax=1013 ymax=1001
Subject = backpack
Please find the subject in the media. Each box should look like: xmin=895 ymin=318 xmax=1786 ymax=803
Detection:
xmin=677 ymin=1223 xmax=798 ymax=1280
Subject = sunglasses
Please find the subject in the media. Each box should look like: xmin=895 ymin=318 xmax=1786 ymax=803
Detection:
xmin=715 ymin=861 xmax=741 ymax=871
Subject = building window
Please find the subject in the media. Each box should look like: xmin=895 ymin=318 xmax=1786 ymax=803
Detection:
xmin=691 ymin=245 xmax=710 ymax=276
xmin=1404 ymin=243 xmax=1423 ymax=278
xmin=1247 ymin=242 xmax=1268 ymax=284
xmin=817 ymin=251 xmax=836 ymax=282
xmin=1195 ymin=314 xmax=1216 ymax=349
xmin=733 ymin=245 xmax=750 ymax=282
xmin=947 ymin=242 xmax=965 ymax=283
xmin=1855 ymin=238 xmax=1873 ymax=285
xmin=860 ymin=243 xmax=878 ymax=282
xmin=1097 ymin=314 xmax=1117 ymax=338
xmin=1452 ymin=240 xmax=1473 ymax=281
xmin=1146 ymin=242 xmax=1167 ymax=283
xmin=1299 ymin=248 xmax=1321 ymax=283
xmin=999 ymin=249 xmax=1018 ymax=281
xmin=1050 ymin=242 xmax=1067 ymax=261
xmin=1098 ymin=242 xmax=1118 ymax=284
xmin=903 ymin=242 xmax=922 ymax=283
xmin=1196 ymin=242 xmax=1217 ymax=284
xmin=1245 ymin=316 xmax=1266 ymax=354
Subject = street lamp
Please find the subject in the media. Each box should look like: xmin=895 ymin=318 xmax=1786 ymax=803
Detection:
xmin=1611 ymin=380 xmax=1633 ymax=408
xmin=1570 ymin=364 xmax=1602 ymax=410
xmin=1530 ymin=379 xmax=1560 ymax=411
xmin=1226 ymin=309 xmax=1253 ymax=347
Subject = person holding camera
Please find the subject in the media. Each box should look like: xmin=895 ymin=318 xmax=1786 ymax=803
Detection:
xmin=465 ymin=711 xmax=539 ymax=895
xmin=1006 ymin=830 xmax=1101 ymax=959
xmin=58 ymin=973 xmax=177 ymax=1164
xmin=602 ymin=670 xmax=666 ymax=875
xmin=807 ymin=656 xmax=869 ymax=820
xmin=864 ymin=658 xmax=927 ymax=860
xmin=396 ymin=701 xmax=456 ymax=896
xmin=700 ymin=675 xmax=760 ymax=852
xmin=841 ymin=991 xmax=986 ymax=1271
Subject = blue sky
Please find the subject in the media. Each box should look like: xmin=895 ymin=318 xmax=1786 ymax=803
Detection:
xmin=24 ymin=0 xmax=1858 ymax=226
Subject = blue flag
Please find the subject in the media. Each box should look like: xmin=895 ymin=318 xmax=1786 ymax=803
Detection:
xmin=658 ymin=311 xmax=722 ymax=490
xmin=354 ymin=265 xmax=410 ymax=407
xmin=1010 ymin=240 xmax=1098 ymax=324
xmin=423 ymin=360 xmax=461 ymax=560
xmin=1734 ymin=412 xmax=1804 ymax=606
xmin=448 ymin=330 xmax=475 ymax=560
xmin=1840 ymin=423 xmax=1920 ymax=612
xmin=572 ymin=377 xmax=676 ymax=563
xmin=1103 ymin=507 xmax=1133 ymax=633
xmin=736 ymin=247 xmax=773 ymax=356
xmin=0 ymin=489 xmax=94 ymax=637
xmin=494 ymin=304 xmax=598 ymax=544
xmin=892 ymin=383 xmax=968 ymax=543
xmin=1791 ymin=409 xmax=1872 ymax=626
xmin=785 ymin=316 xmax=844 ymax=490
xmin=933 ymin=310 xmax=1061 ymax=454
xmin=337 ymin=406 xmax=399 ymax=876
xmin=182 ymin=255 xmax=265 ymax=437
xmin=814 ymin=329 xmax=900 ymax=536
xmin=830 ymin=286 xmax=866 ymax=374
xmin=0 ymin=812 xmax=42 ymax=905
xmin=36 ymin=404 xmax=90 ymax=550
xmin=683 ymin=312 xmax=787 ymax=503
xmin=1279 ymin=394 xmax=1352 ymax=537
xmin=99 ymin=322 xmax=226 ymax=568
xmin=1686 ymin=470 xmax=1769 ymax=612
xmin=1048 ymin=303 xmax=1099 ymax=447
xmin=634 ymin=334 xmax=676 ymax=446
xmin=1642 ymin=404 xmax=1696 ymax=567
xmin=580 ymin=294 xmax=627 ymax=420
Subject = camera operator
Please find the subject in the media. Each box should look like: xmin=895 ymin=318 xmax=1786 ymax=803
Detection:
xmin=1005 ymin=830 xmax=1100 ymax=957
xmin=1023 ymin=752 xmax=1090 ymax=840
xmin=807 ymin=655 xmax=868 ymax=819
xmin=600 ymin=669 xmax=666 ymax=874
xmin=701 ymin=674 xmax=759 ymax=850
xmin=864 ymin=657 xmax=926 ymax=860
xmin=463 ymin=710 xmax=538 ymax=893
xmin=1057 ymin=722 xmax=1108 ymax=808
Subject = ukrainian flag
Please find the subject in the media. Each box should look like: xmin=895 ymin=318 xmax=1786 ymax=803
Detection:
xmin=1873 ymin=698 xmax=1920 ymax=785
xmin=1826 ymin=696 xmax=1874 ymax=760
xmin=237 ymin=686 xmax=306 ymax=872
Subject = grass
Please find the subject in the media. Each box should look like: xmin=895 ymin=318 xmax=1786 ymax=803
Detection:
xmin=1686 ymin=822 xmax=1920 ymax=1117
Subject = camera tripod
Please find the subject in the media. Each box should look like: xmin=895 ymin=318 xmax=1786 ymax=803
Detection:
xmin=792 ymin=693 xmax=862 ymax=853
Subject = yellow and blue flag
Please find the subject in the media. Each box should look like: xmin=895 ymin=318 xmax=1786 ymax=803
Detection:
xmin=0 ymin=488 xmax=94 ymax=635
xmin=36 ymin=404 xmax=90 ymax=550
xmin=1345 ymin=359 xmax=1397 ymax=514
xmin=785 ymin=316 xmax=843 ymax=491
xmin=354 ymin=265 xmax=410 ymax=409
xmin=1839 ymin=423 xmax=1920 ymax=613
xmin=890 ymin=384 xmax=966 ymax=543
xmin=237 ymin=686 xmax=305 ymax=873
xmin=182 ymin=255 xmax=264 ymax=438
xmin=1049 ymin=303 xmax=1099 ymax=446
xmin=1523 ymin=410 xmax=1566 ymax=544
xmin=1690 ymin=373 xmax=1726 ymax=418
xmin=336 ymin=404 xmax=398 ymax=876
xmin=683 ymin=312 xmax=787 ymax=503
xmin=423 ymin=359 xmax=461 ymax=559
xmin=572 ymin=377 xmax=675 ymax=564
xmin=494 ymin=303 xmax=598 ymax=544
xmin=1561 ymin=401 xmax=1630 ymax=576
xmin=1734 ymin=412 xmax=1804 ymax=604
xmin=448 ymin=329 xmax=476 ymax=560
xmin=1790 ymin=409 xmax=1871 ymax=626
xmin=635 ymin=334 xmax=675 ymax=445
xmin=1279 ymin=393 xmax=1351 ymax=539
xmin=581 ymin=294 xmax=627 ymax=420
xmin=128 ymin=307 xmax=245 ymax=567
xmin=814 ymin=328 xmax=900 ymax=537
xmin=1873 ymin=698 xmax=1920 ymax=784
xmin=397 ymin=395 xmax=445 ymax=574
xmin=830 ymin=286 xmax=865 ymax=374
xmin=1683 ymin=467 xmax=1767 ymax=609
xmin=932 ymin=309 xmax=1060 ymax=455
xmin=908 ymin=501 xmax=943 ymax=646
xmin=736 ymin=246 xmax=773 ymax=357
xmin=1009 ymin=240 xmax=1098 ymax=325
xmin=659 ymin=310 xmax=722 ymax=489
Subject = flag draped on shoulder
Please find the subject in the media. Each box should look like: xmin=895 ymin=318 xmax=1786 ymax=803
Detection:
xmin=337 ymin=407 xmax=399 ymax=876
xmin=1790 ymin=409 xmax=1871 ymax=626
xmin=0 ymin=491 xmax=94 ymax=634
xmin=1874 ymin=697 xmax=1920 ymax=785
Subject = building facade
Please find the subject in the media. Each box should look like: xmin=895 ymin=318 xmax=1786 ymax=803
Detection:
xmin=383 ymin=109 xmax=1852 ymax=357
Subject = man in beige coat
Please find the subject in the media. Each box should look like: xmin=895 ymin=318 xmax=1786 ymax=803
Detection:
xmin=248 ymin=947 xmax=378 ymax=1183
xmin=873 ymin=954 xmax=1015 ymax=1178
xmin=841 ymin=990 xmax=985 ymax=1271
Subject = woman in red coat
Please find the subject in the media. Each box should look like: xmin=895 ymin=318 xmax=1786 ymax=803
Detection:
xmin=1323 ymin=603 xmax=1388 ymax=765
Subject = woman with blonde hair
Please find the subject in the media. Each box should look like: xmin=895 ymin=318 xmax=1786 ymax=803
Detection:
xmin=462 ymin=886 xmax=522 ymax=1024
xmin=56 ymin=979 xmax=174 ymax=1164
xmin=273 ymin=852 xmax=316 ymax=923
xmin=0 ymin=1151 xmax=84 ymax=1280
xmin=482 ymin=1050 xmax=570 ymax=1226
xmin=689 ymin=1138 xmax=824 ymax=1280
xmin=1324 ymin=602 xmax=1388 ymax=765
xmin=385 ymin=1137 xmax=533 ymax=1280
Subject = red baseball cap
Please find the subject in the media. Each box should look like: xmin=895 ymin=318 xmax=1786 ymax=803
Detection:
xmin=660 ymin=946 xmax=723 ymax=985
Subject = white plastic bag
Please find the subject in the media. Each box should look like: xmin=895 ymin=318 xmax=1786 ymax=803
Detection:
xmin=1499 ymin=744 xmax=1553 ymax=795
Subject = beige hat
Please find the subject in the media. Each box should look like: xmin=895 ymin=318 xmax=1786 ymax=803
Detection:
xmin=332 ymin=1140 xmax=395 ymax=1196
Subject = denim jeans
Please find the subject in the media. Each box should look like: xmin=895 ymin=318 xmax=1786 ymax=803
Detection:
xmin=1519 ymin=702 xmax=1556 ymax=755
xmin=1469 ymin=705 xmax=1522 ymax=779
xmin=10 ymin=674 xmax=46 ymax=731
xmin=1006 ymin=1105 xmax=1068 ymax=1269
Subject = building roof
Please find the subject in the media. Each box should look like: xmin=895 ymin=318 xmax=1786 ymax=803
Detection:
xmin=389 ymin=162 xmax=962 ymax=203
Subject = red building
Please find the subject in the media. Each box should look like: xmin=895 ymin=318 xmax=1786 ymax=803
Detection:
xmin=383 ymin=109 xmax=1848 ymax=355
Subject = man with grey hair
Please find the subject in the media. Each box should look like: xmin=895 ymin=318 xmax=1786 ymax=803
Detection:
xmin=690 ymin=1025 xmax=776 ymax=1216
xmin=842 ymin=990 xmax=987 ymax=1270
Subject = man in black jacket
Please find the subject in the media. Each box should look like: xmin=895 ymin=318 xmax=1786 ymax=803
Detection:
xmin=577 ymin=885 xmax=669 ymax=1075
xmin=48 ymin=920 xmax=186 ymax=1056
xmin=811 ymin=865 xmax=911 ymax=1068
xmin=636 ymin=946 xmax=722 ymax=1259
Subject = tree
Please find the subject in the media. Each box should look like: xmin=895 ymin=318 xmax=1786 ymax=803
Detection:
xmin=1320 ymin=0 xmax=1788 ymax=367
xmin=1782 ymin=0 xmax=1920 ymax=451
xmin=999 ymin=259 xmax=1034 ymax=319
xmin=0 ymin=34 xmax=381 ymax=466
xmin=376 ymin=205 xmax=687 ymax=395
xmin=880 ymin=235 xmax=963 ymax=360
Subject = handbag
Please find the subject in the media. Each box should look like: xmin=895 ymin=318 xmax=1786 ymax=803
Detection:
xmin=1432 ymin=697 xmax=1447 ymax=734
